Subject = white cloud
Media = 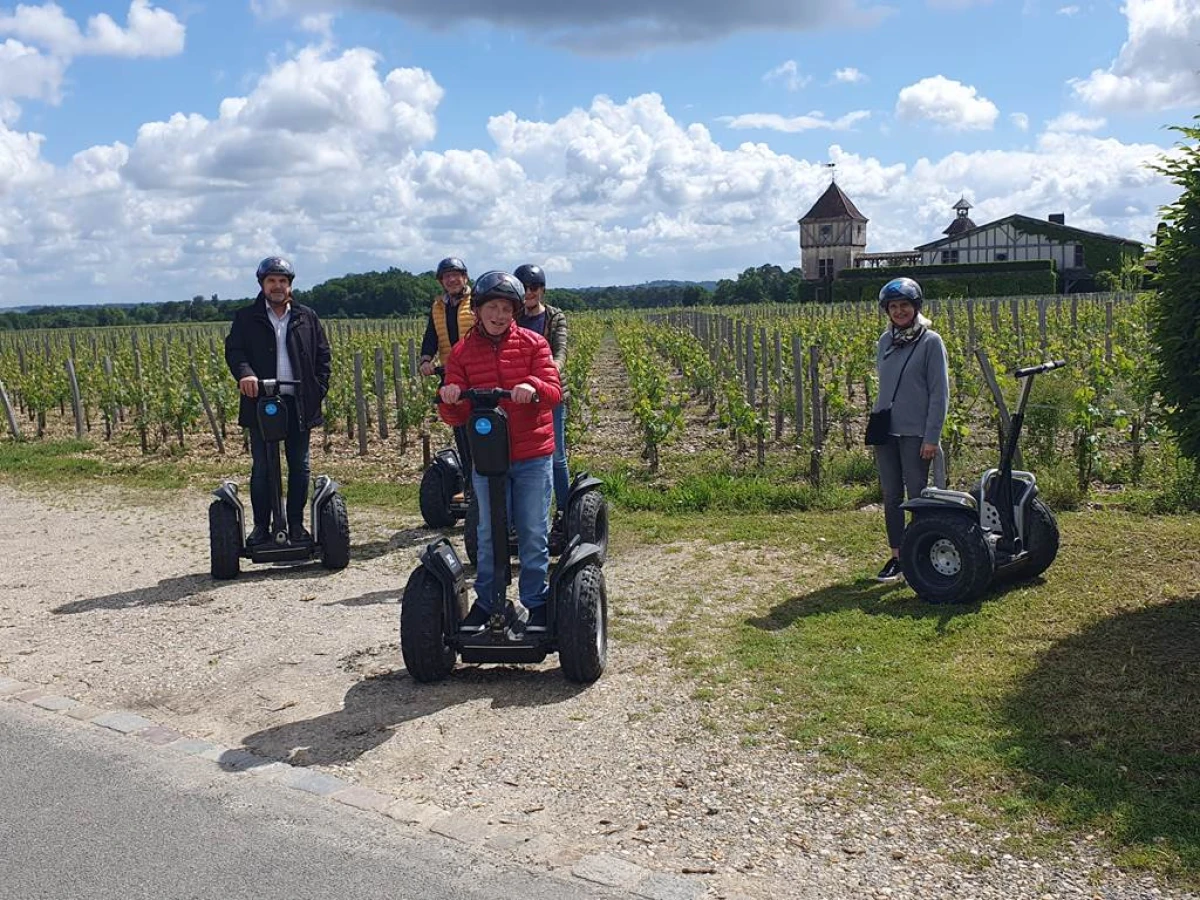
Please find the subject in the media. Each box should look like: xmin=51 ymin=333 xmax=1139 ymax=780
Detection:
xmin=1045 ymin=111 xmax=1106 ymax=132
xmin=1070 ymin=0 xmax=1200 ymax=112
xmin=1010 ymin=112 xmax=1029 ymax=131
xmin=1057 ymin=5 xmax=1080 ymax=14
xmin=833 ymin=66 xmax=867 ymax=83
xmin=0 ymin=1 xmax=185 ymax=59
xmin=299 ymin=12 xmax=335 ymax=38
xmin=895 ymin=75 xmax=999 ymax=130
xmin=763 ymin=60 xmax=810 ymax=91
xmin=0 ymin=60 xmax=1179 ymax=305
xmin=253 ymin=0 xmax=891 ymax=52
xmin=0 ymin=39 xmax=65 ymax=102
xmin=720 ymin=110 xmax=871 ymax=132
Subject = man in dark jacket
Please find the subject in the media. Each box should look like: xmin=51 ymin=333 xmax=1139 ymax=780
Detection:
xmin=224 ymin=257 xmax=332 ymax=545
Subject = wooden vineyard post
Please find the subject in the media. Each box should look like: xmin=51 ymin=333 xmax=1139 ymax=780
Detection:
xmin=758 ymin=327 xmax=768 ymax=467
xmin=792 ymin=333 xmax=805 ymax=443
xmin=773 ymin=330 xmax=784 ymax=441
xmin=1105 ymin=300 xmax=1114 ymax=365
xmin=64 ymin=358 xmax=85 ymax=439
xmin=190 ymin=361 xmax=225 ymax=455
xmin=133 ymin=348 xmax=148 ymax=454
xmin=0 ymin=379 xmax=20 ymax=440
xmin=353 ymin=350 xmax=369 ymax=456
xmin=990 ymin=298 xmax=1000 ymax=337
xmin=102 ymin=356 xmax=116 ymax=440
xmin=966 ymin=299 xmax=977 ymax=350
xmin=391 ymin=342 xmax=407 ymax=453
xmin=373 ymin=347 xmax=389 ymax=441
xmin=808 ymin=345 xmax=822 ymax=486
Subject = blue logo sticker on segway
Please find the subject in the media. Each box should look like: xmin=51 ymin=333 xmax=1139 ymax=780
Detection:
xmin=474 ymin=418 xmax=492 ymax=435
xmin=265 ymin=402 xmax=279 ymax=416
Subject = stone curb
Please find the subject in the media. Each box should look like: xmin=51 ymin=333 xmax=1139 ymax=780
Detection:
xmin=1 ymin=679 xmax=710 ymax=898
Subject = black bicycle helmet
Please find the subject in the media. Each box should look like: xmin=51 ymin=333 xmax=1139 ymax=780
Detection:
xmin=471 ymin=270 xmax=525 ymax=314
xmin=256 ymin=256 xmax=295 ymax=283
xmin=436 ymin=257 xmax=469 ymax=279
xmin=513 ymin=264 xmax=546 ymax=289
xmin=878 ymin=277 xmax=923 ymax=311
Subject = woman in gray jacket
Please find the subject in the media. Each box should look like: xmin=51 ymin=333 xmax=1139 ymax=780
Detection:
xmin=871 ymin=277 xmax=949 ymax=582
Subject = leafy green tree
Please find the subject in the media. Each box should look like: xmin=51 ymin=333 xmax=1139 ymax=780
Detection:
xmin=1149 ymin=117 xmax=1200 ymax=460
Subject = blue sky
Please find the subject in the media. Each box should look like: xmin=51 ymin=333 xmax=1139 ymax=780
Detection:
xmin=0 ymin=0 xmax=1195 ymax=307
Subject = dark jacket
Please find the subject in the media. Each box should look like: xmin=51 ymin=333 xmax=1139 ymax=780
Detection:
xmin=517 ymin=304 xmax=569 ymax=401
xmin=225 ymin=294 xmax=332 ymax=430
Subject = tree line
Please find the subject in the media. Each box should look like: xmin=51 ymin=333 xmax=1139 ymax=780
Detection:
xmin=0 ymin=265 xmax=808 ymax=331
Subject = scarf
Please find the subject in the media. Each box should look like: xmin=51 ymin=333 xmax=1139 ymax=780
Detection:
xmin=885 ymin=313 xmax=931 ymax=357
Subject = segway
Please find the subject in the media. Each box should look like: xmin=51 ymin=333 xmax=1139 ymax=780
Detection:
xmin=418 ymin=366 xmax=472 ymax=529
xmin=400 ymin=387 xmax=607 ymax=684
xmin=464 ymin=470 xmax=610 ymax=567
xmin=898 ymin=359 xmax=1066 ymax=604
xmin=209 ymin=379 xmax=350 ymax=580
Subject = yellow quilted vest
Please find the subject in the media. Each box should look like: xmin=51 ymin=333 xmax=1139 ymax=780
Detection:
xmin=431 ymin=291 xmax=475 ymax=364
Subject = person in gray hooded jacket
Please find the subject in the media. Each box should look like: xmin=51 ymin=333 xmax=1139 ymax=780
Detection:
xmin=871 ymin=277 xmax=949 ymax=582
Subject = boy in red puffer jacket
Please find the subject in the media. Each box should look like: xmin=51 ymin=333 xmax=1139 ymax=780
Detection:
xmin=438 ymin=271 xmax=562 ymax=631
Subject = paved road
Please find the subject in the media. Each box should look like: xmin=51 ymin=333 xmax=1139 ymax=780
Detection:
xmin=0 ymin=702 xmax=632 ymax=900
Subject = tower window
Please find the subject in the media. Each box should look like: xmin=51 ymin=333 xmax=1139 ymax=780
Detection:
xmin=820 ymin=224 xmax=832 ymax=238
xmin=941 ymin=249 xmax=960 ymax=264
xmin=817 ymin=258 xmax=834 ymax=278
xmin=1074 ymin=244 xmax=1085 ymax=267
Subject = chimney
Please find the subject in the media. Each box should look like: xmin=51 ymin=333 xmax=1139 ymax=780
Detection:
xmin=1048 ymin=213 xmax=1065 ymax=225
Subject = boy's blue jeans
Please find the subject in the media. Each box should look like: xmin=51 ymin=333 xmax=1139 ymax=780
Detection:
xmin=472 ymin=455 xmax=552 ymax=612
xmin=552 ymin=402 xmax=569 ymax=513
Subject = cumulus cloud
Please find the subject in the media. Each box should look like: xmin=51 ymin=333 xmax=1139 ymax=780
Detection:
xmin=833 ymin=67 xmax=866 ymax=83
xmin=720 ymin=110 xmax=871 ymax=132
xmin=0 ymin=1 xmax=185 ymax=59
xmin=1010 ymin=112 xmax=1029 ymax=131
xmin=253 ymin=0 xmax=890 ymax=52
xmin=1070 ymin=0 xmax=1200 ymax=112
xmin=763 ymin=60 xmax=810 ymax=91
xmin=0 ymin=59 xmax=1179 ymax=306
xmin=895 ymin=75 xmax=999 ymax=130
xmin=1045 ymin=111 xmax=1106 ymax=132
xmin=0 ymin=39 xmax=65 ymax=102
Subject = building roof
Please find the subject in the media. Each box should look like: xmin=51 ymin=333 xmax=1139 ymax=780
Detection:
xmin=799 ymin=181 xmax=868 ymax=222
xmin=943 ymin=215 xmax=977 ymax=237
xmin=915 ymin=214 xmax=1144 ymax=251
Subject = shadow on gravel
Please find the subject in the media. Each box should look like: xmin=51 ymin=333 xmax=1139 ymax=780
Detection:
xmin=350 ymin=527 xmax=432 ymax=564
xmin=52 ymin=566 xmax=335 ymax=614
xmin=748 ymin=575 xmax=1038 ymax=633
xmin=232 ymin=668 xmax=587 ymax=767
xmin=1000 ymin=595 xmax=1200 ymax=876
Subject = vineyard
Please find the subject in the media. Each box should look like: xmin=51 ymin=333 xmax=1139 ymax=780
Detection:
xmin=0 ymin=291 xmax=1195 ymax=513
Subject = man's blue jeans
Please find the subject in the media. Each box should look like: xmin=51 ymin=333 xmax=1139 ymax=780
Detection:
xmin=472 ymin=455 xmax=552 ymax=612
xmin=248 ymin=396 xmax=311 ymax=528
xmin=552 ymin=402 xmax=570 ymax=513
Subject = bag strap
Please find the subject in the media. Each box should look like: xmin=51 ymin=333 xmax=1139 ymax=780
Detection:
xmin=886 ymin=330 xmax=926 ymax=407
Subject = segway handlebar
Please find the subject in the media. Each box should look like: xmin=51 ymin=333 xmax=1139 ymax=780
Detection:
xmin=257 ymin=378 xmax=301 ymax=396
xmin=1014 ymin=359 xmax=1067 ymax=379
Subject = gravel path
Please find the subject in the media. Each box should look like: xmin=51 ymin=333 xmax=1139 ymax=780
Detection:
xmin=0 ymin=482 xmax=1186 ymax=900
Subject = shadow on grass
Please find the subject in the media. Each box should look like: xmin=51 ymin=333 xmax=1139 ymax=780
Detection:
xmin=225 ymin=666 xmax=588 ymax=769
xmin=1001 ymin=595 xmax=1200 ymax=878
xmin=747 ymin=575 xmax=1037 ymax=632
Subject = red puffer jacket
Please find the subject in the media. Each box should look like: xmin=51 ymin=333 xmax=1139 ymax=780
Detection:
xmin=438 ymin=322 xmax=562 ymax=461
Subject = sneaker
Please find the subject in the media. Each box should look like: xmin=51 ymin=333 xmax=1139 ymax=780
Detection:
xmin=526 ymin=604 xmax=548 ymax=632
xmin=288 ymin=522 xmax=313 ymax=544
xmin=876 ymin=558 xmax=903 ymax=582
xmin=247 ymin=525 xmax=270 ymax=546
xmin=460 ymin=603 xmax=490 ymax=630
xmin=506 ymin=601 xmax=530 ymax=639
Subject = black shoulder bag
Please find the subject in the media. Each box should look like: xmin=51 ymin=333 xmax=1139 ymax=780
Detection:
xmin=865 ymin=331 xmax=925 ymax=446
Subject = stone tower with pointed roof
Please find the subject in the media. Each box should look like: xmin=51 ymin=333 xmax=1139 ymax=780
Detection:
xmin=943 ymin=196 xmax=976 ymax=237
xmin=798 ymin=181 xmax=868 ymax=282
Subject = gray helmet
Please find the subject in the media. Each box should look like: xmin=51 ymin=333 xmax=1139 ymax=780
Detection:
xmin=256 ymin=256 xmax=295 ymax=283
xmin=471 ymin=270 xmax=525 ymax=314
xmin=878 ymin=277 xmax=923 ymax=311
xmin=513 ymin=264 xmax=546 ymax=289
xmin=436 ymin=257 xmax=468 ymax=279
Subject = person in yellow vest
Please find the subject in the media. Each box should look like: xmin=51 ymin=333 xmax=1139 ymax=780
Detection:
xmin=418 ymin=257 xmax=474 ymax=374
xmin=419 ymin=257 xmax=476 ymax=493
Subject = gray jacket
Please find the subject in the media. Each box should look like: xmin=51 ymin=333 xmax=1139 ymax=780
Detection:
xmin=518 ymin=304 xmax=569 ymax=401
xmin=873 ymin=326 xmax=949 ymax=445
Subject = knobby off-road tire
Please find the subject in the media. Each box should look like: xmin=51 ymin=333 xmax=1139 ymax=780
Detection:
xmin=567 ymin=490 xmax=609 ymax=564
xmin=400 ymin=568 xmax=456 ymax=683
xmin=900 ymin=512 xmax=994 ymax=605
xmin=208 ymin=501 xmax=241 ymax=581
xmin=419 ymin=466 xmax=456 ymax=529
xmin=1020 ymin=497 xmax=1059 ymax=581
xmin=557 ymin=562 xmax=607 ymax=683
xmin=319 ymin=494 xmax=351 ymax=570
xmin=464 ymin=493 xmax=479 ymax=567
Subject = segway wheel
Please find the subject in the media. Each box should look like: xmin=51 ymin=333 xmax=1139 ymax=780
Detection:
xmin=1020 ymin=498 xmax=1059 ymax=580
xmin=556 ymin=562 xmax=607 ymax=683
xmin=319 ymin=494 xmax=351 ymax=570
xmin=208 ymin=501 xmax=241 ymax=581
xmin=899 ymin=512 xmax=994 ymax=605
xmin=464 ymin=493 xmax=479 ymax=567
xmin=419 ymin=466 xmax=456 ymax=529
xmin=400 ymin=568 xmax=456 ymax=683
xmin=567 ymin=490 xmax=609 ymax=564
